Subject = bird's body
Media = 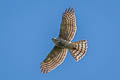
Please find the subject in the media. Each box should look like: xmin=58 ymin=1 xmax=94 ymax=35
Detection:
xmin=52 ymin=38 xmax=71 ymax=49
xmin=40 ymin=8 xmax=87 ymax=74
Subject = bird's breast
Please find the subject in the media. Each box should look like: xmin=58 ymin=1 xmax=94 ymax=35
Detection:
xmin=55 ymin=40 xmax=70 ymax=48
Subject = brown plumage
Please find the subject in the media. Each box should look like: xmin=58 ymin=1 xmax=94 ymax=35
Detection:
xmin=69 ymin=40 xmax=87 ymax=62
xmin=59 ymin=8 xmax=76 ymax=41
xmin=40 ymin=8 xmax=87 ymax=74
xmin=40 ymin=46 xmax=67 ymax=73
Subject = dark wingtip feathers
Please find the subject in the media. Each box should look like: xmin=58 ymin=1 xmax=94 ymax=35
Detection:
xmin=65 ymin=8 xmax=74 ymax=13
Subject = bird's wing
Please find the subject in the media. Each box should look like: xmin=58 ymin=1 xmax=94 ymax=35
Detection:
xmin=58 ymin=8 xmax=76 ymax=42
xmin=40 ymin=46 xmax=67 ymax=73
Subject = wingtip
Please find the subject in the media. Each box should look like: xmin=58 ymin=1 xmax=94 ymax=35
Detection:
xmin=64 ymin=7 xmax=74 ymax=13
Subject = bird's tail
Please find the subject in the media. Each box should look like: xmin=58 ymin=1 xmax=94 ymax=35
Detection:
xmin=69 ymin=40 xmax=87 ymax=62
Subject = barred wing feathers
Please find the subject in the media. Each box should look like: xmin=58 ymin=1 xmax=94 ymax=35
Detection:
xmin=59 ymin=8 xmax=76 ymax=42
xmin=69 ymin=40 xmax=87 ymax=62
xmin=40 ymin=46 xmax=67 ymax=73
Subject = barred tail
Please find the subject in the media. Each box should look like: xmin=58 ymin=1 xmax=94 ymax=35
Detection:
xmin=69 ymin=40 xmax=87 ymax=62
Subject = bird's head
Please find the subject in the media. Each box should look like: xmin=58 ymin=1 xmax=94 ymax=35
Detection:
xmin=52 ymin=37 xmax=57 ymax=43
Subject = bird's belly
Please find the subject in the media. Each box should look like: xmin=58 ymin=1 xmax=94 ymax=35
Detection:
xmin=56 ymin=41 xmax=69 ymax=48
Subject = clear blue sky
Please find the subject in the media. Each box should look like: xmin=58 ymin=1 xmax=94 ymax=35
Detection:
xmin=0 ymin=0 xmax=120 ymax=80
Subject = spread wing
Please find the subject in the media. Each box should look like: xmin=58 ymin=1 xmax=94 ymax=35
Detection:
xmin=58 ymin=8 xmax=76 ymax=42
xmin=40 ymin=46 xmax=67 ymax=73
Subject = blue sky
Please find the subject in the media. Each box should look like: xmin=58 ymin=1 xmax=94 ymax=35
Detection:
xmin=0 ymin=0 xmax=120 ymax=80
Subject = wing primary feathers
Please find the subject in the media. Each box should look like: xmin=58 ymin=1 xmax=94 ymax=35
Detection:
xmin=59 ymin=8 xmax=76 ymax=41
xmin=40 ymin=46 xmax=67 ymax=74
xmin=64 ymin=8 xmax=74 ymax=13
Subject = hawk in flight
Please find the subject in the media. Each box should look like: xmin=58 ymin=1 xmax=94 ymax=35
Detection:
xmin=40 ymin=8 xmax=87 ymax=73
